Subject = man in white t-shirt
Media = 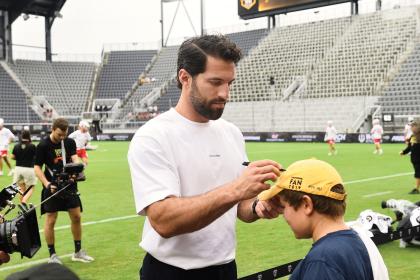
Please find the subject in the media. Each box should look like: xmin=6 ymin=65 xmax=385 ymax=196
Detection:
xmin=128 ymin=35 xmax=283 ymax=280
xmin=371 ymin=119 xmax=384 ymax=155
xmin=0 ymin=118 xmax=15 ymax=176
xmin=325 ymin=120 xmax=337 ymax=156
xmin=69 ymin=121 xmax=92 ymax=166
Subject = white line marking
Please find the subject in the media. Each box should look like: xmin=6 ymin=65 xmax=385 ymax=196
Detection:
xmin=39 ymin=214 xmax=139 ymax=233
xmin=0 ymin=254 xmax=72 ymax=272
xmin=344 ymin=172 xmax=412 ymax=185
xmin=362 ymin=191 xmax=394 ymax=198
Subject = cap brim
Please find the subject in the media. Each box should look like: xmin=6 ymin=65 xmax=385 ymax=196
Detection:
xmin=258 ymin=185 xmax=283 ymax=201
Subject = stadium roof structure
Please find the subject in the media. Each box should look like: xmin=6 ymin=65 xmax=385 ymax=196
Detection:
xmin=0 ymin=0 xmax=66 ymax=24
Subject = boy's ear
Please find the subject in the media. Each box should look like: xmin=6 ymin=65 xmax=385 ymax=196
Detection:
xmin=302 ymin=195 xmax=314 ymax=215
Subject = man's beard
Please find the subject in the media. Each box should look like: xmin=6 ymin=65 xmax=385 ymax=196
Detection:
xmin=189 ymin=79 xmax=226 ymax=120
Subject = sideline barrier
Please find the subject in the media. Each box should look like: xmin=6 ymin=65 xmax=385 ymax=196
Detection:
xmin=238 ymin=225 xmax=420 ymax=280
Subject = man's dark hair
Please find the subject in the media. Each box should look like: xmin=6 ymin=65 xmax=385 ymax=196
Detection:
xmin=176 ymin=34 xmax=242 ymax=89
xmin=52 ymin=118 xmax=69 ymax=131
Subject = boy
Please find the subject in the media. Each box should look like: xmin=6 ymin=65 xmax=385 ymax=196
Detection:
xmin=258 ymin=159 xmax=388 ymax=280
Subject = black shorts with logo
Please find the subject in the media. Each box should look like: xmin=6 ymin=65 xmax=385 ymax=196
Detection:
xmin=413 ymin=162 xmax=420 ymax=178
xmin=40 ymin=184 xmax=83 ymax=215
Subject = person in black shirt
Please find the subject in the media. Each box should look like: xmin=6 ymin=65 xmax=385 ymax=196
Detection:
xmin=34 ymin=118 xmax=94 ymax=265
xmin=401 ymin=120 xmax=420 ymax=194
xmin=10 ymin=130 xmax=37 ymax=204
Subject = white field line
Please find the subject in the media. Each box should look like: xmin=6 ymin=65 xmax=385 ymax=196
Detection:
xmin=0 ymin=215 xmax=139 ymax=272
xmin=344 ymin=172 xmax=412 ymax=185
xmin=0 ymin=172 xmax=412 ymax=271
xmin=362 ymin=191 xmax=394 ymax=198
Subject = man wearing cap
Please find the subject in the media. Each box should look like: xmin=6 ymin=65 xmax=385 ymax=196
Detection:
xmin=259 ymin=159 xmax=389 ymax=280
xmin=0 ymin=118 xmax=15 ymax=176
xmin=69 ymin=121 xmax=92 ymax=166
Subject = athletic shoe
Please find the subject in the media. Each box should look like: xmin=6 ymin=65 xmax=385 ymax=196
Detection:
xmin=379 ymin=149 xmax=383 ymax=155
xmin=7 ymin=169 xmax=14 ymax=176
xmin=408 ymin=188 xmax=420 ymax=194
xmin=48 ymin=254 xmax=62 ymax=264
xmin=72 ymin=249 xmax=94 ymax=263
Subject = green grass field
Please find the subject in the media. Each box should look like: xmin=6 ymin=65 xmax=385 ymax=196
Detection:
xmin=0 ymin=142 xmax=418 ymax=279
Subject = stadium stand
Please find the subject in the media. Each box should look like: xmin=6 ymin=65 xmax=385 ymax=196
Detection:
xmin=95 ymin=50 xmax=156 ymax=100
xmin=9 ymin=60 xmax=96 ymax=117
xmin=378 ymin=41 xmax=420 ymax=117
xmin=0 ymin=63 xmax=41 ymax=123
xmin=116 ymin=45 xmax=179 ymax=120
xmin=223 ymin=7 xmax=419 ymax=132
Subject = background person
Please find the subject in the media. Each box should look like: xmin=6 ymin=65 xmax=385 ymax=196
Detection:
xmin=400 ymin=120 xmax=420 ymax=195
xmin=258 ymin=159 xmax=389 ymax=280
xmin=128 ymin=34 xmax=283 ymax=280
xmin=371 ymin=119 xmax=384 ymax=155
xmin=0 ymin=118 xmax=15 ymax=176
xmin=324 ymin=120 xmax=337 ymax=156
xmin=10 ymin=130 xmax=37 ymax=205
xmin=69 ymin=121 xmax=92 ymax=167
xmin=34 ymin=118 xmax=93 ymax=264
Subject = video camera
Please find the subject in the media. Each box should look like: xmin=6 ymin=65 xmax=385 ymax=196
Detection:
xmin=0 ymin=183 xmax=41 ymax=258
xmin=51 ymin=163 xmax=85 ymax=190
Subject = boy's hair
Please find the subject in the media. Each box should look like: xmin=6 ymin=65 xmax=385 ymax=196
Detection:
xmin=279 ymin=184 xmax=346 ymax=218
xmin=176 ymin=34 xmax=242 ymax=89
xmin=52 ymin=118 xmax=69 ymax=131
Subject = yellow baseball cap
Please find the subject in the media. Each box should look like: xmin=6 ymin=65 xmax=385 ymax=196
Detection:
xmin=258 ymin=159 xmax=346 ymax=201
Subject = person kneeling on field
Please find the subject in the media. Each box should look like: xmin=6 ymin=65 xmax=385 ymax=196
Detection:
xmin=258 ymin=159 xmax=389 ymax=280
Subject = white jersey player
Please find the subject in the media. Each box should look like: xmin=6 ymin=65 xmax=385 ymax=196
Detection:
xmin=69 ymin=121 xmax=92 ymax=165
xmin=0 ymin=118 xmax=15 ymax=176
xmin=404 ymin=116 xmax=414 ymax=143
xmin=371 ymin=119 xmax=384 ymax=155
xmin=324 ymin=121 xmax=337 ymax=156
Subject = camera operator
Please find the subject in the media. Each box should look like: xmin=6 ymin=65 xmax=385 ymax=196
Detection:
xmin=34 ymin=118 xmax=94 ymax=264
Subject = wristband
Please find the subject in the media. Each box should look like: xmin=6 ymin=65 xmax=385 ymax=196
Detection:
xmin=251 ymin=199 xmax=259 ymax=215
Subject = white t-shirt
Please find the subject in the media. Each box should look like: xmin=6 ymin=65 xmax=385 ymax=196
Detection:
xmin=0 ymin=127 xmax=15 ymax=151
xmin=128 ymin=108 xmax=247 ymax=270
xmin=404 ymin=124 xmax=413 ymax=140
xmin=68 ymin=130 xmax=92 ymax=150
xmin=324 ymin=126 xmax=337 ymax=141
xmin=371 ymin=125 xmax=383 ymax=140
xmin=350 ymin=222 xmax=390 ymax=280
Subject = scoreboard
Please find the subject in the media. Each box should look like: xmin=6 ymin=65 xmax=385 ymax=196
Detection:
xmin=238 ymin=0 xmax=353 ymax=19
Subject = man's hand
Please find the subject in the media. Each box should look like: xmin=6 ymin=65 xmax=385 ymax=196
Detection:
xmin=47 ymin=183 xmax=58 ymax=193
xmin=233 ymin=160 xmax=282 ymax=201
xmin=254 ymin=195 xmax=283 ymax=219
xmin=0 ymin=251 xmax=10 ymax=265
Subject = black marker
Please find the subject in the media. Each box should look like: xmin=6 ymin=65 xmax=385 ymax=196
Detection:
xmin=242 ymin=161 xmax=286 ymax=172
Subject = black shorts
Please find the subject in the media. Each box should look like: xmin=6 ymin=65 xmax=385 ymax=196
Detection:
xmin=139 ymin=253 xmax=237 ymax=280
xmin=40 ymin=185 xmax=82 ymax=215
xmin=413 ymin=162 xmax=420 ymax=179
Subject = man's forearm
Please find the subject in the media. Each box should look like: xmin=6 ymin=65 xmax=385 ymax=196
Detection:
xmin=34 ymin=166 xmax=49 ymax=187
xmin=147 ymin=182 xmax=242 ymax=238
